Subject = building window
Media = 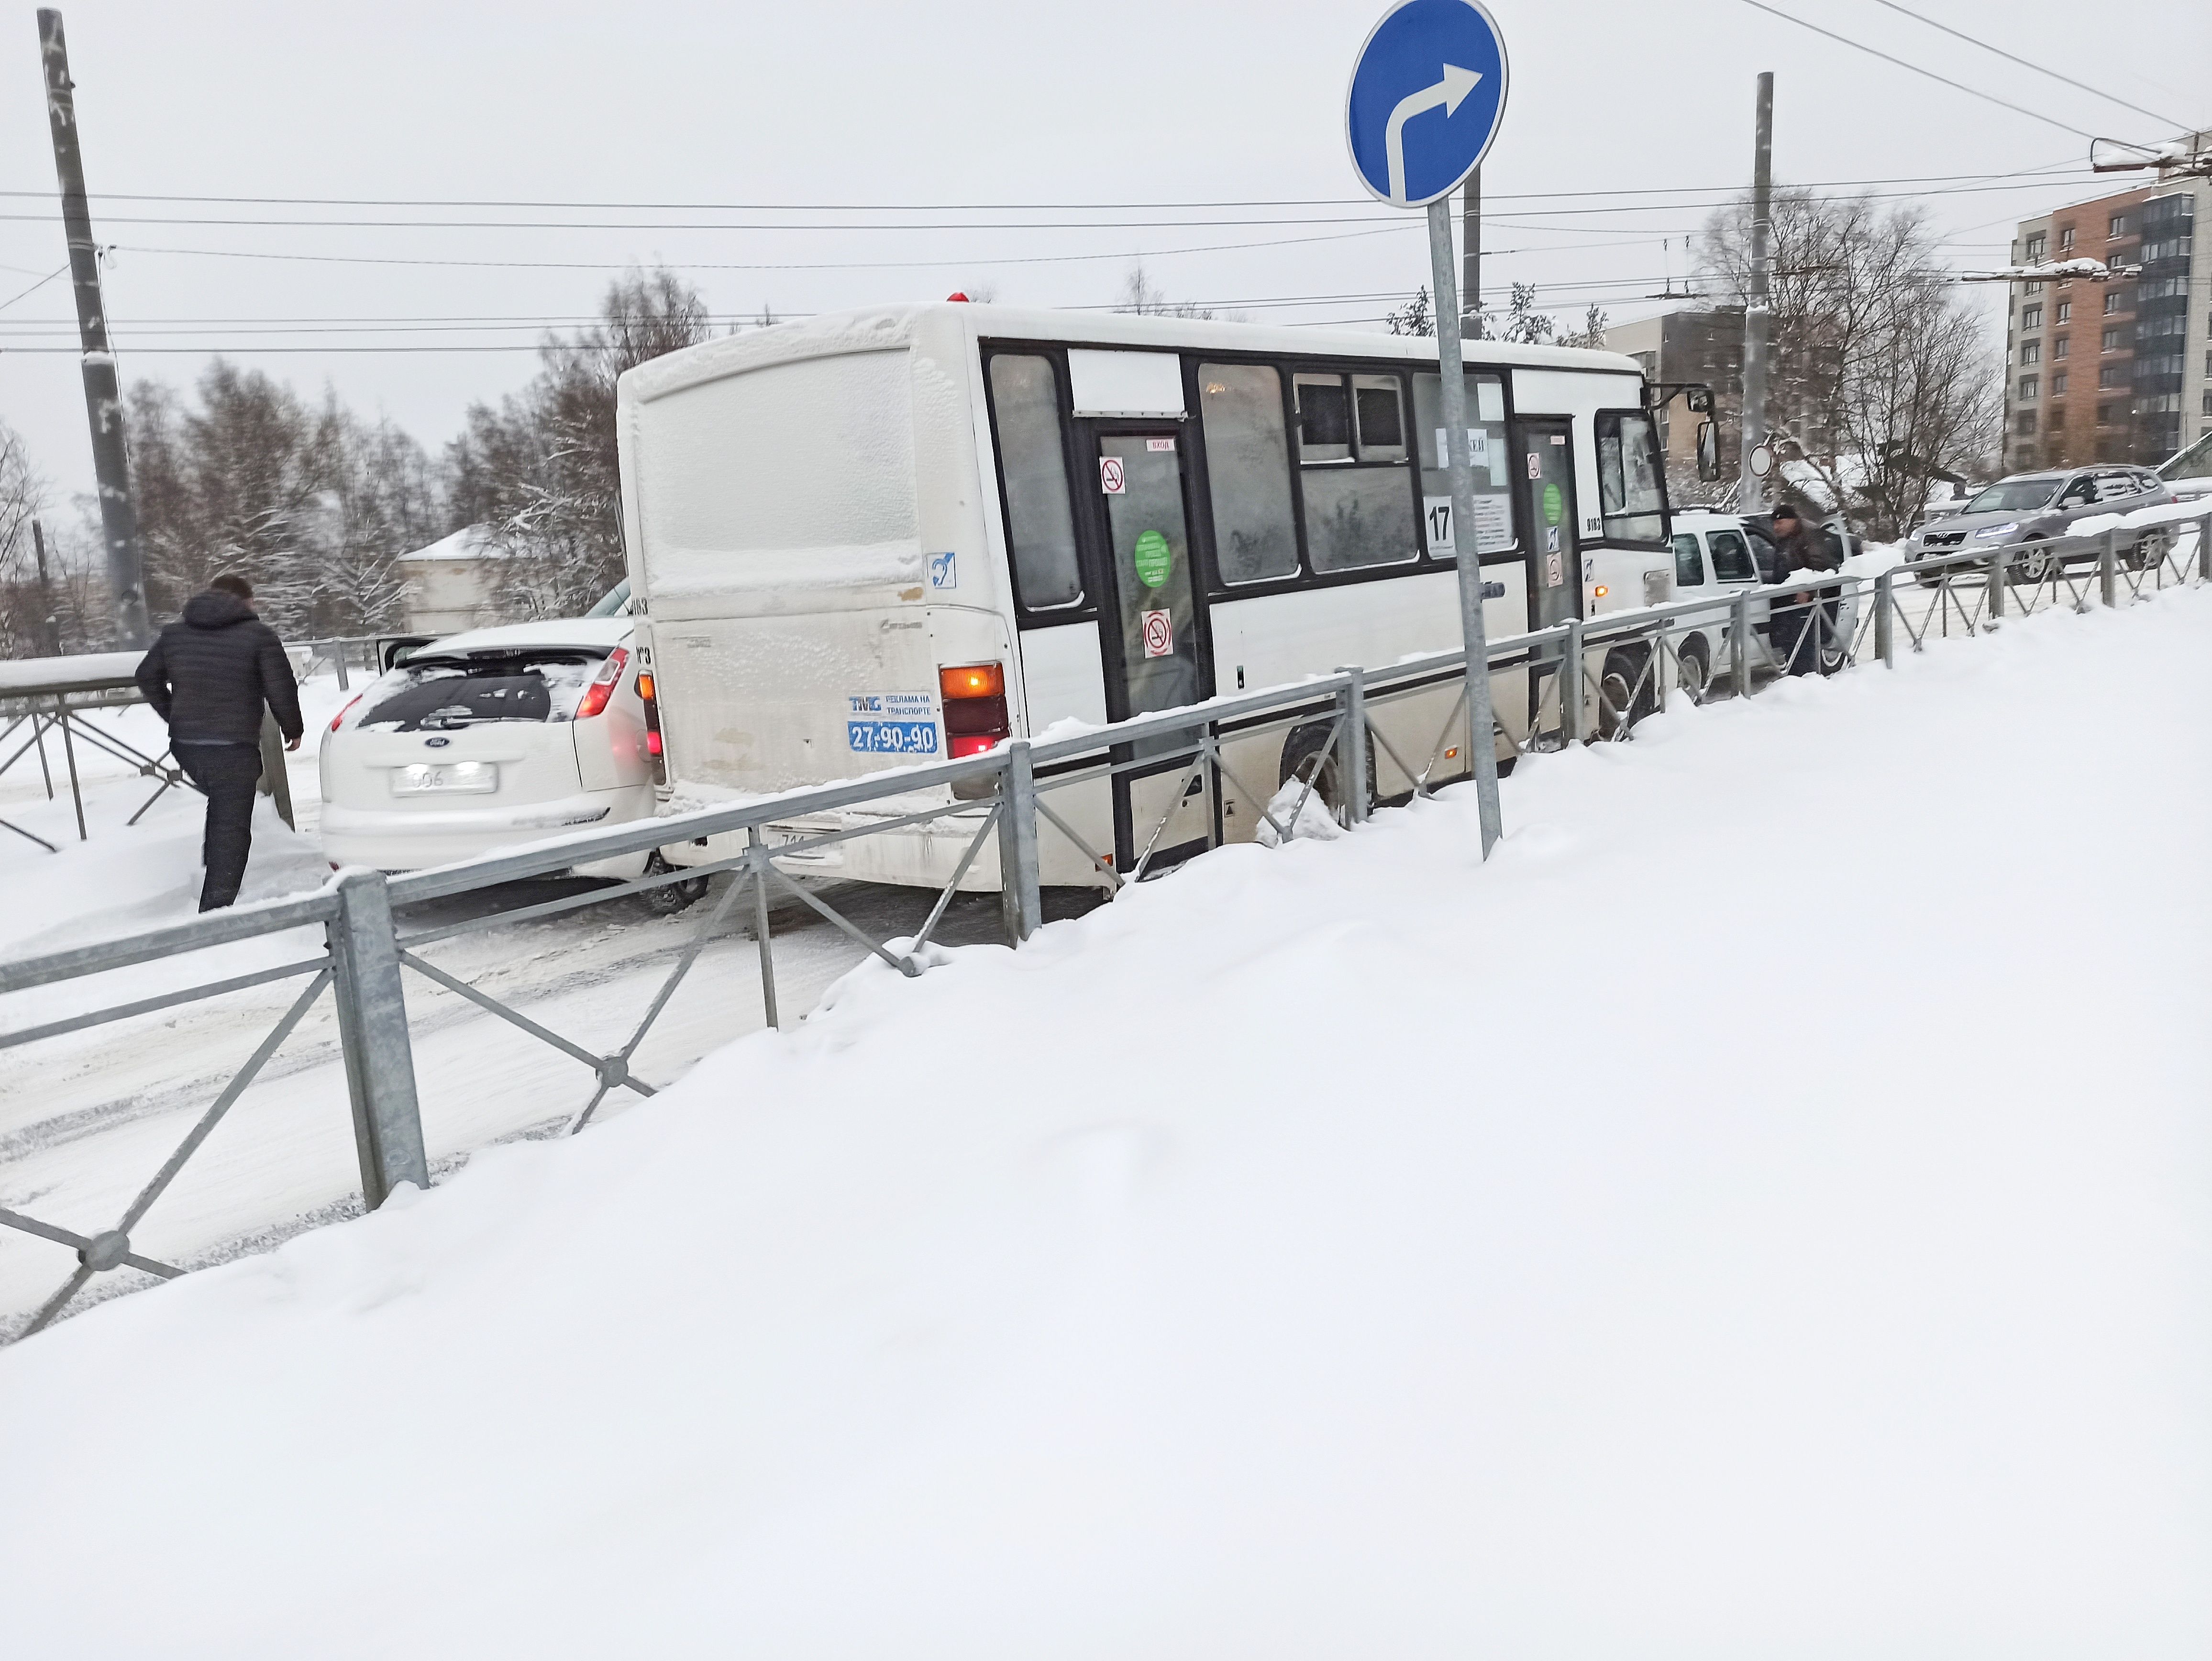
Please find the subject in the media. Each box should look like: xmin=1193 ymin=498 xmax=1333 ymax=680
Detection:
xmin=2051 ymin=373 xmax=2068 ymax=395
xmin=2104 ymin=291 xmax=2123 ymax=315
xmin=2014 ymin=410 xmax=2037 ymax=435
xmin=2097 ymin=404 xmax=2120 ymax=427
xmin=2052 ymin=336 xmax=2068 ymax=358
xmin=2025 ymin=233 xmax=2047 ymax=261
xmin=2056 ymin=300 xmax=2070 ymax=323
xmin=2202 ymin=389 xmax=2212 ymax=417
xmin=2102 ymin=327 xmax=2123 ymax=351
xmin=2021 ymin=304 xmax=2043 ymax=330
xmin=2058 ymin=227 xmax=2076 ymax=252
xmin=2018 ymin=376 xmax=2038 ymax=399
xmin=2020 ymin=340 xmax=2040 ymax=365
xmin=2099 ymin=365 xmax=2125 ymax=388
xmin=2108 ymin=214 xmax=2127 ymax=238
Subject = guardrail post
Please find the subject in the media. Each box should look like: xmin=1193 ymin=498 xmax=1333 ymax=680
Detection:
xmin=327 ymin=869 xmax=428 ymax=1207
xmin=1336 ymin=668 xmax=1369 ymax=823
xmin=996 ymin=740 xmax=1043 ymax=943
xmin=1653 ymin=621 xmax=1670 ymax=715
xmin=2198 ymin=513 xmax=2211 ymax=586
xmin=1987 ymin=548 xmax=2007 ymax=625
xmin=1562 ymin=617 xmax=1584 ymax=743
xmin=331 ymin=642 xmax=350 ymax=691
xmin=1729 ymin=591 xmax=1751 ymax=699
xmin=1874 ymin=570 xmax=1895 ymax=666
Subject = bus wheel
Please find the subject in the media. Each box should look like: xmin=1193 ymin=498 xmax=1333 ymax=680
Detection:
xmin=1676 ymin=637 xmax=1710 ymax=704
xmin=1279 ymin=722 xmax=1374 ymax=818
xmin=640 ymin=850 xmax=709 ymax=915
xmin=1596 ymin=650 xmax=1648 ymax=739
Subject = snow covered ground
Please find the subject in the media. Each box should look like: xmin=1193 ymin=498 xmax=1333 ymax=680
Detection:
xmin=1 ymin=585 xmax=2206 ymax=1654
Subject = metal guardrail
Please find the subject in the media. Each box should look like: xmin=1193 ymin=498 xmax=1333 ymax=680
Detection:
xmin=2 ymin=511 xmax=2204 ymax=1340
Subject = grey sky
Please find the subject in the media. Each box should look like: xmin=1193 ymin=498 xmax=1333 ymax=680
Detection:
xmin=3 ymin=0 xmax=2205 ymax=504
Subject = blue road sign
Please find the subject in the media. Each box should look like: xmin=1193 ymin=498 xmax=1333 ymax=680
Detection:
xmin=1345 ymin=0 xmax=1509 ymax=208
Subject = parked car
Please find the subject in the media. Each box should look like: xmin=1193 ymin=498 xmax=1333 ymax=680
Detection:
xmin=320 ymin=618 xmax=677 ymax=884
xmin=1904 ymin=466 xmax=2174 ymax=584
xmin=1664 ymin=510 xmax=1858 ymax=699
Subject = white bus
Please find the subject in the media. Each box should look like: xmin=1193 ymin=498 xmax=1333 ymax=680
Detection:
xmin=618 ymin=302 xmax=1672 ymax=889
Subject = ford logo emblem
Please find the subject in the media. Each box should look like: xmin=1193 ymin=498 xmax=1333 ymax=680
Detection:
xmin=425 ymin=736 xmax=451 ymax=749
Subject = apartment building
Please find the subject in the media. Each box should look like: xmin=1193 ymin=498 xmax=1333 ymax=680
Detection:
xmin=2002 ymin=161 xmax=2210 ymax=474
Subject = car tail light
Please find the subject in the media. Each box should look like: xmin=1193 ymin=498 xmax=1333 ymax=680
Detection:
xmin=329 ymin=694 xmax=362 ymax=733
xmin=939 ymin=662 xmax=1008 ymax=759
xmin=637 ymin=668 xmax=666 ymax=782
xmin=574 ymin=646 xmax=629 ymax=721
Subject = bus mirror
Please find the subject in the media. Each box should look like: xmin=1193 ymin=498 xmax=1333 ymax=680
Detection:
xmin=1696 ymin=420 xmax=1721 ymax=482
xmin=1687 ymin=386 xmax=1714 ymax=414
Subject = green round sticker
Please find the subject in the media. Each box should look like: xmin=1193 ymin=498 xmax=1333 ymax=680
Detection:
xmin=1132 ymin=529 xmax=1172 ymax=588
xmin=1541 ymin=483 xmax=1564 ymax=526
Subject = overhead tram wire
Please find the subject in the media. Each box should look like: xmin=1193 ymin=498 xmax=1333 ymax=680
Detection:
xmin=1864 ymin=0 xmax=2193 ymax=133
xmin=1732 ymin=0 xmax=2100 ymax=140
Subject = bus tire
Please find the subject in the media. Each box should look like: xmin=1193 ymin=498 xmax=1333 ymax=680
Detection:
xmin=1279 ymin=721 xmax=1375 ymax=817
xmin=1596 ymin=648 xmax=1651 ymax=739
xmin=1676 ymin=636 xmax=1711 ymax=703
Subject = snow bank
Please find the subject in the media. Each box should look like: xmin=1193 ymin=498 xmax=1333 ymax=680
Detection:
xmin=3 ymin=593 xmax=2210 ymax=1657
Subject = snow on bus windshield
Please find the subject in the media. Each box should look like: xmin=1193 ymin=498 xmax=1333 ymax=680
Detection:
xmin=356 ymin=650 xmax=604 ymax=732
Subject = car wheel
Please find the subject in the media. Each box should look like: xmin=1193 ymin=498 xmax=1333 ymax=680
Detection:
xmin=1675 ymin=637 xmax=1710 ymax=704
xmin=639 ymin=850 xmax=709 ymax=914
xmin=2015 ymin=538 xmax=2054 ymax=585
xmin=2128 ymin=528 xmax=2172 ymax=572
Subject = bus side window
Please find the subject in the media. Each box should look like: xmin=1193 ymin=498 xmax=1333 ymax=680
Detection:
xmin=1197 ymin=364 xmax=1300 ymax=586
xmin=986 ymin=354 xmax=1084 ymax=610
xmin=1412 ymin=371 xmax=1513 ymax=561
xmin=1300 ymin=369 xmax=1419 ymax=573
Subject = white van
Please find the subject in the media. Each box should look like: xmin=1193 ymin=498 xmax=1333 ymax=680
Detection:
xmin=618 ymin=302 xmax=1676 ymax=888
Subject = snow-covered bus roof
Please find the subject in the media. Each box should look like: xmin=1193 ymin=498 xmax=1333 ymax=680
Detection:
xmin=622 ymin=301 xmax=1646 ymax=408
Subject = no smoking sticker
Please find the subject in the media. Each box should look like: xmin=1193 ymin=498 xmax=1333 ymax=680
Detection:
xmin=1100 ymin=456 xmax=1126 ymax=494
xmin=1141 ymin=609 xmax=1174 ymax=659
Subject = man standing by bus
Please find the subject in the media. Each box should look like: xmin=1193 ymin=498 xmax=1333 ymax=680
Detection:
xmin=133 ymin=573 xmax=303 ymax=911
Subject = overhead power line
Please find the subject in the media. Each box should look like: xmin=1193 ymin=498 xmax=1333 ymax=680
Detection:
xmin=1732 ymin=0 xmax=2099 ymax=140
xmin=1865 ymin=0 xmax=2193 ymax=132
xmin=0 ymin=164 xmax=2095 ymax=213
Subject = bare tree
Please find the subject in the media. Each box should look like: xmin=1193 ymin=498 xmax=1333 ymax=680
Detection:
xmin=1385 ymin=286 xmax=1435 ymax=337
xmin=1496 ymin=282 xmax=1554 ymax=345
xmin=1558 ymin=303 xmax=1610 ymax=350
xmin=1699 ymin=189 xmax=1997 ymax=536
xmin=1113 ymin=263 xmax=1220 ymax=320
xmin=448 ymin=266 xmax=714 ymax=619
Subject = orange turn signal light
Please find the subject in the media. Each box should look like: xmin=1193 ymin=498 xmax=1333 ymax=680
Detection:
xmin=1592 ymin=584 xmax=1609 ymax=598
xmin=939 ymin=662 xmax=1004 ymax=700
xmin=636 ymin=672 xmax=656 ymax=702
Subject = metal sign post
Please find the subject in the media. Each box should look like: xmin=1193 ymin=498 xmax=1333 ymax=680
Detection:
xmin=1346 ymin=0 xmax=1509 ymax=855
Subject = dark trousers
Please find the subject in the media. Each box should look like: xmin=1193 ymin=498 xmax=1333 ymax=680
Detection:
xmin=175 ymin=742 xmax=263 ymax=910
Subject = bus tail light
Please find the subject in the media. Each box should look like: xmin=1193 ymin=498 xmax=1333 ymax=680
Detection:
xmin=939 ymin=662 xmax=1009 ymax=759
xmin=574 ymin=646 xmax=629 ymax=721
xmin=637 ymin=668 xmax=667 ymax=782
xmin=329 ymin=694 xmax=362 ymax=733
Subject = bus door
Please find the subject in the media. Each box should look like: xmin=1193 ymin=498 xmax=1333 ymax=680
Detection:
xmin=1091 ymin=428 xmax=1214 ymax=873
xmin=1512 ymin=418 xmax=1582 ymax=741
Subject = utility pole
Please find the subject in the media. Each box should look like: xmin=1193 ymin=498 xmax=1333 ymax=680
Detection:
xmin=1461 ymin=167 xmax=1482 ymax=337
xmin=38 ymin=9 xmax=149 ymax=647
xmin=1738 ymin=70 xmax=1774 ymax=516
xmin=33 ymin=518 xmax=61 ymax=653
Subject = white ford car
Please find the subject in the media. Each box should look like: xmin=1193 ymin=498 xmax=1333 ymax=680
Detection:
xmin=319 ymin=619 xmax=664 ymax=876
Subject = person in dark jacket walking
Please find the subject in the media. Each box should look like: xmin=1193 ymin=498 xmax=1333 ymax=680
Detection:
xmin=133 ymin=574 xmax=304 ymax=910
xmin=1764 ymin=502 xmax=1843 ymax=676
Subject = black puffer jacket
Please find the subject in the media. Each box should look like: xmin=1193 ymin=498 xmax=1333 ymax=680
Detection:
xmin=134 ymin=591 xmax=303 ymax=745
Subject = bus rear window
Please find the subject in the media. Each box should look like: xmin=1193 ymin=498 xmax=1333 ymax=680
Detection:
xmin=986 ymin=354 xmax=1084 ymax=611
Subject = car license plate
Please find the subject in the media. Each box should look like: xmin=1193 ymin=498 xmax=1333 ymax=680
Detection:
xmin=390 ymin=761 xmax=498 ymax=796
